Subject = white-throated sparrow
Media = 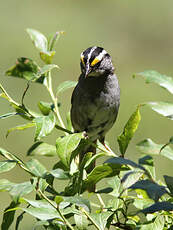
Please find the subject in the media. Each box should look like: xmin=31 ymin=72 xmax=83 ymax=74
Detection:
xmin=71 ymin=46 xmax=120 ymax=189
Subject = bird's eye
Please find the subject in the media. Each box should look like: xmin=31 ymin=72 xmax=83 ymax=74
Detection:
xmin=80 ymin=56 xmax=85 ymax=65
xmin=90 ymin=58 xmax=100 ymax=67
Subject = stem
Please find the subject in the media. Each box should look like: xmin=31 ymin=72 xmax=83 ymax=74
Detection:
xmin=81 ymin=208 xmax=101 ymax=230
xmin=38 ymin=189 xmax=74 ymax=230
xmin=55 ymin=124 xmax=73 ymax=134
xmin=46 ymin=71 xmax=67 ymax=134
xmin=0 ymin=83 xmax=20 ymax=106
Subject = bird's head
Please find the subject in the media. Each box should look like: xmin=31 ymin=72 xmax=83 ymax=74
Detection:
xmin=80 ymin=46 xmax=114 ymax=78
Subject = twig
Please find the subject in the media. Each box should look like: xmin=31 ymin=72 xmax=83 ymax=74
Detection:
xmin=38 ymin=188 xmax=74 ymax=230
xmin=81 ymin=208 xmax=101 ymax=230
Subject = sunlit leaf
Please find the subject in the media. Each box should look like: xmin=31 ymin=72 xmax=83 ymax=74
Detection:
xmin=90 ymin=212 xmax=113 ymax=230
xmin=134 ymin=70 xmax=173 ymax=94
xmin=34 ymin=113 xmax=56 ymax=141
xmin=40 ymin=51 xmax=56 ymax=64
xmin=0 ymin=160 xmax=16 ymax=173
xmin=74 ymin=213 xmax=89 ymax=230
xmin=9 ymin=181 xmax=34 ymax=203
xmin=56 ymin=81 xmax=77 ymax=95
xmin=56 ymin=132 xmax=84 ymax=168
xmin=6 ymin=122 xmax=34 ymax=138
xmin=83 ymin=164 xmax=122 ymax=192
xmin=137 ymin=138 xmax=173 ymax=160
xmin=27 ymin=142 xmax=56 ymax=157
xmin=133 ymin=197 xmax=154 ymax=210
xmin=23 ymin=198 xmax=56 ymax=209
xmin=9 ymin=206 xmax=62 ymax=221
xmin=32 ymin=220 xmax=49 ymax=230
xmin=117 ymin=106 xmax=141 ymax=156
xmin=139 ymin=215 xmax=164 ymax=230
xmin=50 ymin=168 xmax=69 ymax=180
xmin=63 ymin=196 xmax=90 ymax=212
xmin=139 ymin=155 xmax=155 ymax=179
xmin=25 ymin=159 xmax=47 ymax=177
xmin=147 ymin=101 xmax=173 ymax=119
xmin=0 ymin=179 xmax=15 ymax=192
xmin=48 ymin=31 xmax=64 ymax=51
xmin=38 ymin=64 xmax=59 ymax=76
xmin=0 ymin=148 xmax=25 ymax=166
xmin=26 ymin=28 xmax=48 ymax=52
xmin=130 ymin=179 xmax=167 ymax=202
xmin=121 ymin=169 xmax=143 ymax=189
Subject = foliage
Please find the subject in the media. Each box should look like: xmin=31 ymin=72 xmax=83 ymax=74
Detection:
xmin=0 ymin=29 xmax=173 ymax=230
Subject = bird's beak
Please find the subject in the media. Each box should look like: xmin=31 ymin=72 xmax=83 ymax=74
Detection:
xmin=85 ymin=65 xmax=91 ymax=78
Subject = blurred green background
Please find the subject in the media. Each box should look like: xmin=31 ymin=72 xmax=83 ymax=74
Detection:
xmin=1 ymin=0 xmax=173 ymax=228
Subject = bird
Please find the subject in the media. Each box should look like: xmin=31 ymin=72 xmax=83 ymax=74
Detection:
xmin=70 ymin=46 xmax=120 ymax=190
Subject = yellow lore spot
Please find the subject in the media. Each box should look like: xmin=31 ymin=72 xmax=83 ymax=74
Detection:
xmin=80 ymin=56 xmax=85 ymax=65
xmin=91 ymin=58 xmax=100 ymax=66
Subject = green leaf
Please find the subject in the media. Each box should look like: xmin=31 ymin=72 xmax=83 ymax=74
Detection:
xmin=34 ymin=113 xmax=56 ymax=141
xmin=1 ymin=201 xmax=19 ymax=230
xmin=56 ymin=132 xmax=84 ymax=168
xmin=133 ymin=197 xmax=154 ymax=210
xmin=140 ymin=215 xmax=164 ymax=230
xmin=6 ymin=57 xmax=40 ymax=81
xmin=50 ymin=168 xmax=69 ymax=180
xmin=121 ymin=169 xmax=144 ymax=190
xmin=63 ymin=196 xmax=91 ymax=212
xmin=6 ymin=122 xmax=34 ymax=137
xmin=90 ymin=212 xmax=113 ymax=230
xmin=38 ymin=101 xmax=53 ymax=115
xmin=23 ymin=198 xmax=56 ymax=209
xmin=66 ymin=111 xmax=73 ymax=132
xmin=40 ymin=51 xmax=56 ymax=64
xmin=117 ymin=106 xmax=141 ymax=156
xmin=134 ymin=70 xmax=173 ymax=94
xmin=30 ymin=178 xmax=48 ymax=192
xmin=38 ymin=64 xmax=59 ymax=76
xmin=74 ymin=214 xmax=89 ymax=230
xmin=130 ymin=179 xmax=167 ymax=202
xmin=164 ymin=175 xmax=173 ymax=195
xmin=0 ymin=179 xmax=15 ymax=192
xmin=32 ymin=220 xmax=49 ymax=230
xmin=56 ymin=81 xmax=77 ymax=95
xmin=139 ymin=155 xmax=155 ymax=179
xmin=12 ymin=206 xmax=62 ymax=221
xmin=107 ymin=176 xmax=121 ymax=197
xmin=0 ymin=148 xmax=26 ymax=169
xmin=83 ymin=165 xmax=121 ymax=192
xmin=27 ymin=142 xmax=56 ymax=157
xmin=9 ymin=181 xmax=34 ymax=203
xmin=48 ymin=31 xmax=64 ymax=51
xmin=84 ymin=152 xmax=107 ymax=170
xmin=26 ymin=28 xmax=48 ymax=52
xmin=141 ymin=201 xmax=173 ymax=214
xmin=147 ymin=101 xmax=173 ymax=119
xmin=137 ymin=138 xmax=173 ymax=160
xmin=25 ymin=159 xmax=47 ymax=177
xmin=0 ymin=160 xmax=16 ymax=173
xmin=105 ymin=157 xmax=145 ymax=171
xmin=55 ymin=196 xmax=64 ymax=205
